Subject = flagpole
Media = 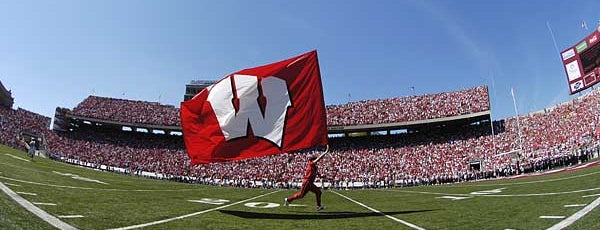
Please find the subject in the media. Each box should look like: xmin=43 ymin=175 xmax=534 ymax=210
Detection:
xmin=546 ymin=21 xmax=562 ymax=60
xmin=511 ymin=88 xmax=523 ymax=152
xmin=488 ymin=86 xmax=496 ymax=156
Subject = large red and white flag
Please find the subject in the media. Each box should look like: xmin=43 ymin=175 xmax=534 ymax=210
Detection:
xmin=181 ymin=50 xmax=328 ymax=165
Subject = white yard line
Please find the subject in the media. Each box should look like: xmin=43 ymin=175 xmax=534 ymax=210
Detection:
xmin=331 ymin=190 xmax=426 ymax=230
xmin=107 ymin=190 xmax=280 ymax=230
xmin=0 ymin=175 xmax=210 ymax=192
xmin=17 ymin=192 xmax=37 ymax=196
xmin=581 ymin=193 xmax=600 ymax=198
xmin=540 ymin=216 xmax=565 ymax=219
xmin=0 ymin=182 xmax=77 ymax=230
xmin=546 ymin=196 xmax=600 ymax=230
xmin=33 ymin=202 xmax=57 ymax=206
xmin=4 ymin=153 xmax=31 ymax=162
xmin=393 ymin=187 xmax=600 ymax=197
xmin=288 ymin=204 xmax=307 ymax=207
xmin=563 ymin=204 xmax=587 ymax=208
xmin=5 ymin=183 xmax=21 ymax=187
xmin=58 ymin=215 xmax=85 ymax=219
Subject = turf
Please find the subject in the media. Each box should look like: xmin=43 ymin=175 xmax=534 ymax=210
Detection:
xmin=1 ymin=144 xmax=600 ymax=230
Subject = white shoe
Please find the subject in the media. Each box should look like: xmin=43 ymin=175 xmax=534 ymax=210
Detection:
xmin=317 ymin=205 xmax=325 ymax=211
xmin=284 ymin=198 xmax=289 ymax=206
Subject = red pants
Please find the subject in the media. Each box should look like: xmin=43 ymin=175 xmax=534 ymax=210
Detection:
xmin=287 ymin=181 xmax=321 ymax=206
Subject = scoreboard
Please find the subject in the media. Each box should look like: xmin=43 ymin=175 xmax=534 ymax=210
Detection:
xmin=561 ymin=30 xmax=600 ymax=94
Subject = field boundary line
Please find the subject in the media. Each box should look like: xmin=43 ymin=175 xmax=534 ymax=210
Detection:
xmin=107 ymin=190 xmax=280 ymax=230
xmin=0 ymin=175 xmax=213 ymax=192
xmin=331 ymin=190 xmax=426 ymax=230
xmin=0 ymin=182 xmax=78 ymax=230
xmin=4 ymin=153 xmax=30 ymax=162
xmin=391 ymin=187 xmax=600 ymax=197
xmin=546 ymin=196 xmax=600 ymax=230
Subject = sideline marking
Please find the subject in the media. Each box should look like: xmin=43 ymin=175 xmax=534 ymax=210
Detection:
xmin=288 ymin=204 xmax=307 ymax=207
xmin=435 ymin=196 xmax=471 ymax=201
xmin=393 ymin=187 xmax=600 ymax=197
xmin=0 ymin=182 xmax=77 ymax=230
xmin=17 ymin=192 xmax=37 ymax=196
xmin=470 ymin=188 xmax=505 ymax=195
xmin=0 ymin=175 xmax=213 ymax=192
xmin=540 ymin=216 xmax=565 ymax=219
xmin=581 ymin=194 xmax=600 ymax=198
xmin=58 ymin=215 xmax=85 ymax=219
xmin=435 ymin=170 xmax=600 ymax=188
xmin=546 ymin=196 xmax=600 ymax=230
xmin=0 ymin=162 xmax=222 ymax=192
xmin=33 ymin=202 xmax=57 ymax=206
xmin=4 ymin=153 xmax=30 ymax=162
xmin=563 ymin=204 xmax=586 ymax=207
xmin=53 ymin=171 xmax=108 ymax=185
xmin=107 ymin=190 xmax=280 ymax=230
xmin=331 ymin=190 xmax=426 ymax=230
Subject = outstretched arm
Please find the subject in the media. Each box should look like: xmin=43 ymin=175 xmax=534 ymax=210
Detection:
xmin=312 ymin=145 xmax=329 ymax=163
xmin=20 ymin=139 xmax=30 ymax=150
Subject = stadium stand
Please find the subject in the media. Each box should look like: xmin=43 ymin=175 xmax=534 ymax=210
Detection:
xmin=3 ymin=84 xmax=599 ymax=189
xmin=0 ymin=106 xmax=50 ymax=151
xmin=66 ymin=86 xmax=489 ymax=129
xmin=326 ymin=85 xmax=490 ymax=126
xmin=71 ymin=96 xmax=180 ymax=127
xmin=0 ymin=80 xmax=14 ymax=109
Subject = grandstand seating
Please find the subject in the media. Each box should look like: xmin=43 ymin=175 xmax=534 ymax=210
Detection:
xmin=67 ymin=86 xmax=489 ymax=128
xmin=326 ymin=85 xmax=490 ymax=126
xmin=0 ymin=107 xmax=50 ymax=150
xmin=71 ymin=96 xmax=180 ymax=127
xmin=0 ymin=81 xmax=14 ymax=109
xmin=3 ymin=85 xmax=599 ymax=189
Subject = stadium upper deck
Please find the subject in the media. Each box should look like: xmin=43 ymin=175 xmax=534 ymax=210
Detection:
xmin=64 ymin=85 xmax=490 ymax=132
xmin=0 ymin=81 xmax=14 ymax=109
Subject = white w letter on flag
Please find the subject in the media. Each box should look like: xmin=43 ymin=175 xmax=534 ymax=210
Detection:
xmin=207 ymin=74 xmax=291 ymax=147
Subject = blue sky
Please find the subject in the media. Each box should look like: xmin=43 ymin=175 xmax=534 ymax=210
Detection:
xmin=0 ymin=0 xmax=598 ymax=120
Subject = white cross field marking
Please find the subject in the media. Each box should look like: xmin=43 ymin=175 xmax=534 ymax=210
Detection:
xmin=58 ymin=215 xmax=85 ymax=219
xmin=546 ymin=196 xmax=600 ymax=230
xmin=331 ymin=190 xmax=426 ymax=230
xmin=16 ymin=192 xmax=37 ymax=196
xmin=107 ymin=190 xmax=280 ymax=230
xmin=0 ymin=182 xmax=77 ymax=230
xmin=33 ymin=202 xmax=57 ymax=206
xmin=435 ymin=196 xmax=472 ymax=201
xmin=563 ymin=204 xmax=587 ymax=208
xmin=4 ymin=154 xmax=30 ymax=162
xmin=540 ymin=216 xmax=565 ymax=219
xmin=581 ymin=194 xmax=600 ymax=198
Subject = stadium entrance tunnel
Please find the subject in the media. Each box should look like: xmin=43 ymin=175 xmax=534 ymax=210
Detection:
xmin=218 ymin=209 xmax=437 ymax=220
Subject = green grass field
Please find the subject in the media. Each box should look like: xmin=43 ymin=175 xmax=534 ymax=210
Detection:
xmin=1 ymin=144 xmax=600 ymax=230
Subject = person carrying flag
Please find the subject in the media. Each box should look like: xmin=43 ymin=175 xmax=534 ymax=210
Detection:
xmin=284 ymin=146 xmax=328 ymax=211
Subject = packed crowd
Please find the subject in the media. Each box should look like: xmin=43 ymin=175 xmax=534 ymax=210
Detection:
xmin=71 ymin=96 xmax=180 ymax=126
xmin=46 ymin=128 xmax=188 ymax=177
xmin=67 ymin=86 xmax=489 ymax=129
xmin=4 ymin=85 xmax=600 ymax=189
xmin=326 ymin=85 xmax=490 ymax=126
xmin=0 ymin=107 xmax=50 ymax=150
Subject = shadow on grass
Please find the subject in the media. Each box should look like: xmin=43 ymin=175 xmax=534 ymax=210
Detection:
xmin=218 ymin=209 xmax=436 ymax=220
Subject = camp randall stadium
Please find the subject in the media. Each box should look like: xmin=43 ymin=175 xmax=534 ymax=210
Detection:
xmin=3 ymin=48 xmax=600 ymax=229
